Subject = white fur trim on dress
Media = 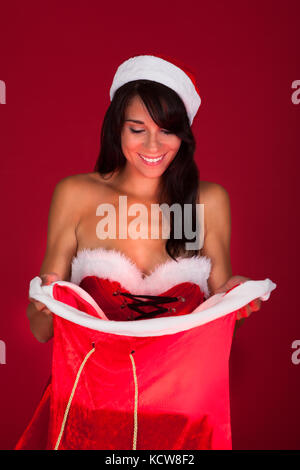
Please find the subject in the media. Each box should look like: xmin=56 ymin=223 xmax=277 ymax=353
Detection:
xmin=70 ymin=247 xmax=212 ymax=299
xmin=29 ymin=276 xmax=277 ymax=337
xmin=109 ymin=55 xmax=201 ymax=125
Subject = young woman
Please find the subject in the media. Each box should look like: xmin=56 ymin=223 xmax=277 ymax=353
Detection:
xmin=18 ymin=55 xmax=269 ymax=451
xmin=27 ymin=56 xmax=261 ymax=343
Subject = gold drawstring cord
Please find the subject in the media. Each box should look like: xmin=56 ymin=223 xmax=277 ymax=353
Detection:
xmin=129 ymin=350 xmax=138 ymax=450
xmin=54 ymin=343 xmax=96 ymax=450
xmin=54 ymin=344 xmax=138 ymax=450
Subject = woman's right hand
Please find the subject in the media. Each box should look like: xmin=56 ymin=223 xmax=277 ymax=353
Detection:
xmin=29 ymin=272 xmax=61 ymax=316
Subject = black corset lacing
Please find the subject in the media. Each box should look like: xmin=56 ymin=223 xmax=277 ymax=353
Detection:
xmin=113 ymin=290 xmax=186 ymax=320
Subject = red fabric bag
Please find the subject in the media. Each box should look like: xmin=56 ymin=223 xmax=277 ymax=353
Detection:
xmin=15 ymin=250 xmax=276 ymax=450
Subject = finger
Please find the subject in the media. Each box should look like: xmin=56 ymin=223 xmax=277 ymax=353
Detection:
xmin=30 ymin=299 xmax=45 ymax=311
xmin=215 ymin=276 xmax=251 ymax=295
xmin=236 ymin=304 xmax=252 ymax=319
xmin=40 ymin=307 xmax=53 ymax=316
xmin=249 ymin=298 xmax=261 ymax=312
xmin=226 ymin=276 xmax=250 ymax=290
xmin=41 ymin=273 xmax=60 ymax=286
xmin=215 ymin=281 xmax=243 ymax=294
xmin=213 ymin=284 xmax=226 ymax=294
xmin=36 ymin=302 xmax=52 ymax=315
xmin=236 ymin=306 xmax=248 ymax=320
xmin=237 ymin=296 xmax=263 ymax=319
xmin=225 ymin=282 xmax=244 ymax=295
xmin=36 ymin=303 xmax=49 ymax=313
xmin=29 ymin=299 xmax=49 ymax=313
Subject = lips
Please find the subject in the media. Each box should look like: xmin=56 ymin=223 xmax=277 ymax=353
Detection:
xmin=138 ymin=153 xmax=166 ymax=166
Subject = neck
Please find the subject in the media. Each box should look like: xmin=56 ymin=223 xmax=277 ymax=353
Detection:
xmin=113 ymin=164 xmax=161 ymax=201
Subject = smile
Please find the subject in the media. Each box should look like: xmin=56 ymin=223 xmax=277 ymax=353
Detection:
xmin=138 ymin=153 xmax=166 ymax=164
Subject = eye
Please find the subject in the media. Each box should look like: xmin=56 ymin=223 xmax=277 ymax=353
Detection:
xmin=129 ymin=128 xmax=173 ymax=135
xmin=130 ymin=128 xmax=144 ymax=133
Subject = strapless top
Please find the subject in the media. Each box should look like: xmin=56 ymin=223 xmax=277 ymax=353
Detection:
xmin=70 ymin=248 xmax=212 ymax=321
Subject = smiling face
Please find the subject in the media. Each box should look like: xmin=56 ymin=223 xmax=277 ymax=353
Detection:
xmin=120 ymin=95 xmax=182 ymax=178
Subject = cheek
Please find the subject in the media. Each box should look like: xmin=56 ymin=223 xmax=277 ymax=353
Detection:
xmin=122 ymin=134 xmax=141 ymax=150
xmin=121 ymin=134 xmax=136 ymax=154
xmin=170 ymin=142 xmax=181 ymax=155
xmin=170 ymin=137 xmax=182 ymax=150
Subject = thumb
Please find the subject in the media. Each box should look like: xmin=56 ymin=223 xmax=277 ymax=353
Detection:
xmin=214 ymin=275 xmax=250 ymax=294
xmin=214 ymin=284 xmax=227 ymax=294
xmin=40 ymin=272 xmax=60 ymax=286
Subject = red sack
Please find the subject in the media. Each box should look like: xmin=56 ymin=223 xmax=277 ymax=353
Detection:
xmin=15 ymin=249 xmax=276 ymax=450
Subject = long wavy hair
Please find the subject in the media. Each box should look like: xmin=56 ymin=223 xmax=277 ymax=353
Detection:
xmin=94 ymin=79 xmax=201 ymax=261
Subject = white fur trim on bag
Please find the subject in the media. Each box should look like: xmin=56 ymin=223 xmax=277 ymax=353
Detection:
xmin=29 ymin=276 xmax=277 ymax=337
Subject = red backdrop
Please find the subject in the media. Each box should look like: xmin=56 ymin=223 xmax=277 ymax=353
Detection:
xmin=0 ymin=0 xmax=299 ymax=450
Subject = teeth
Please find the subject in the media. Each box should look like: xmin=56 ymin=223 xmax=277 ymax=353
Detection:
xmin=140 ymin=154 xmax=164 ymax=162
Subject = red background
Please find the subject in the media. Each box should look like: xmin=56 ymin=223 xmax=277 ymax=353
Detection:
xmin=0 ymin=0 xmax=299 ymax=450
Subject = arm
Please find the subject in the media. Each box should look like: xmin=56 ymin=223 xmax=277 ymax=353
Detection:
xmin=199 ymin=182 xmax=232 ymax=292
xmin=198 ymin=182 xmax=245 ymax=334
xmin=27 ymin=176 xmax=81 ymax=343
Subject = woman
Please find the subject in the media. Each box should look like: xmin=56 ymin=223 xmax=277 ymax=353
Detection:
xmin=28 ymin=55 xmax=260 ymax=343
xmin=19 ymin=55 xmax=269 ymax=451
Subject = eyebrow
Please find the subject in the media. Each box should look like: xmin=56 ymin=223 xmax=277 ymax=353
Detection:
xmin=125 ymin=119 xmax=145 ymax=124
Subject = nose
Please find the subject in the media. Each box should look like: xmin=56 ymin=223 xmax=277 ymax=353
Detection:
xmin=143 ymin=131 xmax=163 ymax=154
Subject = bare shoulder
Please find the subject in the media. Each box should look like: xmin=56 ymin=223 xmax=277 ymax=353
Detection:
xmin=198 ymin=181 xmax=231 ymax=236
xmin=198 ymin=180 xmax=230 ymax=208
xmin=54 ymin=172 xmax=103 ymax=190
xmin=53 ymin=172 xmax=110 ymax=200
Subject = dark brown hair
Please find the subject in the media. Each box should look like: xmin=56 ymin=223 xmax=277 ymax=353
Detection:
xmin=94 ymin=79 xmax=200 ymax=260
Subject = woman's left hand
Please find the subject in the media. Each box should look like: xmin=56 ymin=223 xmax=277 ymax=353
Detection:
xmin=214 ymin=275 xmax=262 ymax=320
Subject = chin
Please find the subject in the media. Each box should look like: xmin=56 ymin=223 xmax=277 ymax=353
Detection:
xmin=138 ymin=170 xmax=164 ymax=179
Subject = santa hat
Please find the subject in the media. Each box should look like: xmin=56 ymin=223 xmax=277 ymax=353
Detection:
xmin=109 ymin=54 xmax=201 ymax=126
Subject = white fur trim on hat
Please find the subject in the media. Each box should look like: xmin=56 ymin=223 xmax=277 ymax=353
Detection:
xmin=109 ymin=55 xmax=201 ymax=125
